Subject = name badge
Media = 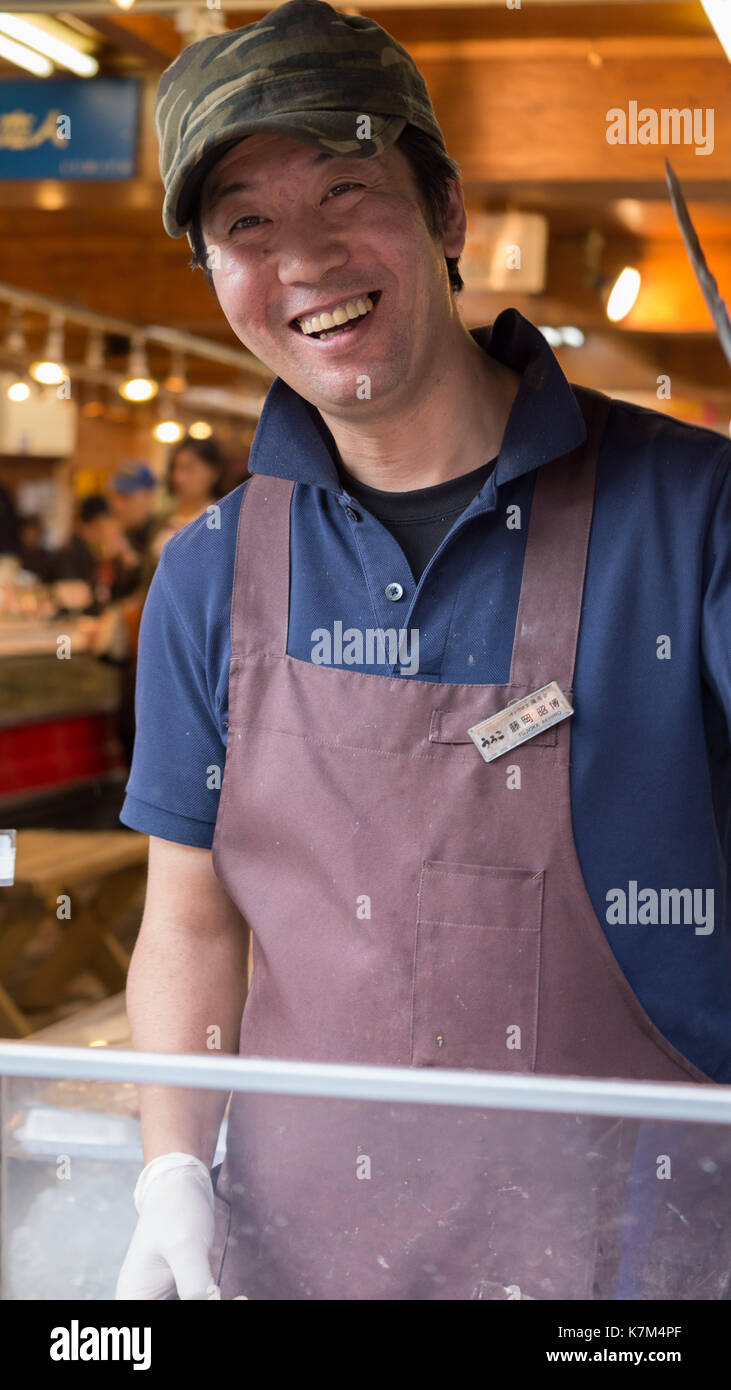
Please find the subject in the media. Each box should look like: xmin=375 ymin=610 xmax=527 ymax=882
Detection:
xmin=468 ymin=681 xmax=573 ymax=763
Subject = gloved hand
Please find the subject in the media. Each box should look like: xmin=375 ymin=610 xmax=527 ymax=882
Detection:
xmin=115 ymin=1152 xmax=219 ymax=1300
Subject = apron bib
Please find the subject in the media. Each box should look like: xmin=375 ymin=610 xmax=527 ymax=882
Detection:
xmin=210 ymin=386 xmax=727 ymax=1300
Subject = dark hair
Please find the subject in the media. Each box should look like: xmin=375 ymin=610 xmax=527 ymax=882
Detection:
xmin=188 ymin=124 xmax=464 ymax=294
xmin=79 ymin=494 xmax=110 ymax=524
xmin=165 ymin=433 xmax=227 ymax=499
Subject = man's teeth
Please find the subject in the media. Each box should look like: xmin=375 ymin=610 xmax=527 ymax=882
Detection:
xmin=299 ymin=295 xmax=375 ymax=335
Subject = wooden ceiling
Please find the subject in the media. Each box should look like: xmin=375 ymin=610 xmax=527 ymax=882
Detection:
xmin=0 ymin=2 xmax=730 ymax=424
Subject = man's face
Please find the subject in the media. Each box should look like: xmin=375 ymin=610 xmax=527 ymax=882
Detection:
xmin=199 ymin=133 xmax=464 ymax=416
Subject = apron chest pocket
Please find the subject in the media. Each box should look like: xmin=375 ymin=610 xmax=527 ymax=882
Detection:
xmin=411 ymin=861 xmax=544 ymax=1071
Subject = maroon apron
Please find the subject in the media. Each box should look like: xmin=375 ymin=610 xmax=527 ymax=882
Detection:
xmin=210 ymin=386 xmax=726 ymax=1300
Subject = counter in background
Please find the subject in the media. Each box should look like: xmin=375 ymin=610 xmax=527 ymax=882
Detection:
xmin=0 ymin=622 xmax=126 ymax=814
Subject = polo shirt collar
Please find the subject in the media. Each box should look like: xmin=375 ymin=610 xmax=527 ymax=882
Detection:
xmin=247 ymin=307 xmax=587 ymax=492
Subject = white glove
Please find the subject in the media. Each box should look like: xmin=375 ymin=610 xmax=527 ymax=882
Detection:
xmin=115 ymin=1153 xmax=219 ymax=1300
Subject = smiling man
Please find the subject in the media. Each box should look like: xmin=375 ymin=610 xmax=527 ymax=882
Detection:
xmin=191 ymin=131 xmax=521 ymax=478
xmin=117 ymin=0 xmax=731 ymax=1302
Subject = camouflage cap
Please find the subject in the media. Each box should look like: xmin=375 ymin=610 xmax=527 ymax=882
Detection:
xmin=155 ymin=0 xmax=448 ymax=240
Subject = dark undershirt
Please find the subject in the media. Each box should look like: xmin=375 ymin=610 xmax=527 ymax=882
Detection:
xmin=334 ymin=456 xmax=499 ymax=582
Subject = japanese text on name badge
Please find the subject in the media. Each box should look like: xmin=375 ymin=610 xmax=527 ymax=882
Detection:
xmin=468 ymin=681 xmax=573 ymax=763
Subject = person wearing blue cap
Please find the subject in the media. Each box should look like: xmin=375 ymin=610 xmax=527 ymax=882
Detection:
xmin=109 ymin=462 xmax=159 ymax=559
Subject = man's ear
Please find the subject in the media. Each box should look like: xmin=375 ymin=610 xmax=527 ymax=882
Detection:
xmin=442 ymin=176 xmax=467 ymax=260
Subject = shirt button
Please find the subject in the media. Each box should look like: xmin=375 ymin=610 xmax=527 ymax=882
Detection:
xmin=385 ymin=581 xmax=404 ymax=601
xmin=344 ymin=506 xmax=360 ymax=522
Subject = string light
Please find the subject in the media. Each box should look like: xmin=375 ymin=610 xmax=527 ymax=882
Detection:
xmin=85 ymin=330 xmax=105 ymax=372
xmin=152 ymin=390 xmax=184 ymax=443
xmin=538 ymin=325 xmax=586 ymax=348
xmin=189 ymin=420 xmax=212 ymax=439
xmin=6 ymin=380 xmax=30 ymax=402
xmin=164 ymin=351 xmax=188 ymax=394
xmin=3 ymin=304 xmax=26 ymax=357
xmin=154 ymin=419 xmax=184 ymax=444
xmin=120 ymin=336 xmax=157 ymax=402
xmin=30 ymin=314 xmax=67 ymax=385
xmin=558 ymin=326 xmax=585 ymax=348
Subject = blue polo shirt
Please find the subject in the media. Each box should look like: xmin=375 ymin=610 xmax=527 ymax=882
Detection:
xmin=120 ymin=308 xmax=731 ymax=1082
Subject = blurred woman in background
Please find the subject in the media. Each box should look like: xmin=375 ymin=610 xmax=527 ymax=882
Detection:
xmin=148 ymin=434 xmax=227 ymax=564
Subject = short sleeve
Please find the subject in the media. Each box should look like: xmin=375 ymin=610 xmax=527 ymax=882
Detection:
xmin=119 ymin=547 xmax=226 ymax=848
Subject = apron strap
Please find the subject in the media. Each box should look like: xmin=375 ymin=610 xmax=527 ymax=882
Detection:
xmin=230 ymin=474 xmax=294 ymax=658
xmin=509 ymin=387 xmax=612 ymax=689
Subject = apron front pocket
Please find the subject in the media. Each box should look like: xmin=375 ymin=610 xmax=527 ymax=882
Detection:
xmin=411 ymin=861 xmax=544 ymax=1071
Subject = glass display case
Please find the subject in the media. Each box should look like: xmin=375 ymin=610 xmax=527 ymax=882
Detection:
xmin=1 ymin=1008 xmax=730 ymax=1301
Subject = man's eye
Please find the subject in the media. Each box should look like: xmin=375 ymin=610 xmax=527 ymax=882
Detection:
xmin=326 ymin=182 xmax=361 ymax=198
xmin=227 ymin=183 xmax=360 ymax=233
xmin=229 ymin=214 xmax=262 ymax=233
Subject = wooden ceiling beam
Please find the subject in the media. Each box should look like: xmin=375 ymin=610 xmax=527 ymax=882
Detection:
xmin=410 ymin=37 xmax=722 ymax=59
xmin=68 ymin=13 xmax=179 ymax=65
xmin=419 ymin=52 xmax=731 ymax=181
xmin=2 ymin=42 xmax=730 ymax=203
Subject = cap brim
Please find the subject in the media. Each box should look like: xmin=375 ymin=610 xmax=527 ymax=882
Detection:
xmin=174 ymin=111 xmax=406 ymax=235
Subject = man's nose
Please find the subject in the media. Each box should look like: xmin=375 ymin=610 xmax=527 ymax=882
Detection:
xmin=275 ymin=208 xmax=350 ymax=286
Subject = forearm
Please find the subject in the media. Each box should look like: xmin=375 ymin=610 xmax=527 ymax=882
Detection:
xmin=126 ymin=910 xmax=249 ymax=1168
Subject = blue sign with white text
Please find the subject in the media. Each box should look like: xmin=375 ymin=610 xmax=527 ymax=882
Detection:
xmin=0 ymin=78 xmax=139 ymax=179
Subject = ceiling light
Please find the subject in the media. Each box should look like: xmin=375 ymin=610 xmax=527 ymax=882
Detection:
xmin=3 ymin=305 xmax=26 ymax=357
xmin=539 ymin=325 xmax=586 ymax=349
xmin=154 ymin=420 xmax=184 ymax=444
xmin=0 ymin=31 xmax=52 ymax=76
xmin=120 ymin=337 xmax=157 ymax=402
xmin=189 ymin=420 xmax=212 ymax=440
xmin=606 ymin=267 xmax=641 ymax=322
xmin=559 ymin=326 xmax=585 ymax=348
xmin=0 ymin=15 xmax=98 ymax=76
xmin=164 ymin=351 xmax=188 ymax=394
xmin=121 ymin=378 xmax=157 ymax=403
xmin=36 ymin=185 xmax=66 ymax=213
xmin=85 ymin=331 xmax=105 ymax=372
xmin=111 ymin=0 xmax=137 ymax=9
xmin=701 ymin=0 xmax=731 ymax=63
xmin=31 ymin=362 xmax=66 ymax=385
xmin=30 ymin=314 xmax=67 ymax=385
xmin=154 ymin=394 xmax=183 ymax=445
xmin=7 ymin=380 xmax=30 ymax=402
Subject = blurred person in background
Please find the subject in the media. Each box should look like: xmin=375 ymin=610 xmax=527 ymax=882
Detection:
xmin=54 ymin=494 xmax=142 ymax=611
xmin=148 ymin=434 xmax=227 ymax=563
xmin=51 ymin=495 xmax=145 ymax=762
xmin=109 ymin=462 xmax=159 ymax=558
xmin=17 ymin=513 xmax=56 ymax=583
xmin=0 ymin=482 xmax=20 ymax=557
xmin=108 ymin=465 xmax=162 ymax=770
